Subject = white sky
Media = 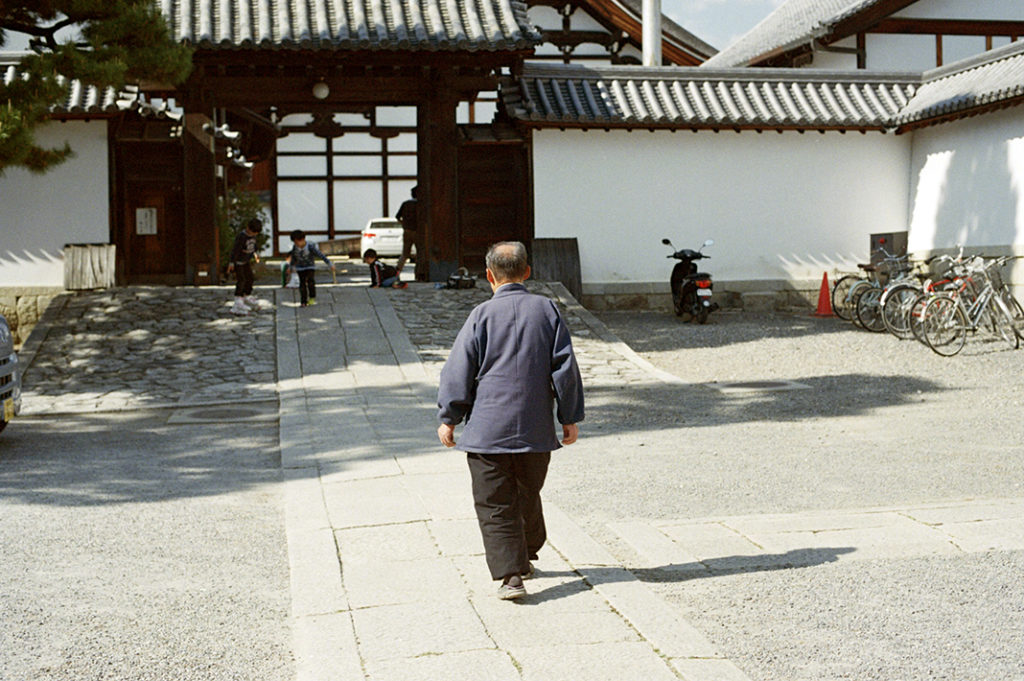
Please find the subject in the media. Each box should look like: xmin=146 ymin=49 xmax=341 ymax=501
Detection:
xmin=663 ymin=0 xmax=787 ymax=51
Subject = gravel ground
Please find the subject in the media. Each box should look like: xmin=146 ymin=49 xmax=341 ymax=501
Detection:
xmin=0 ymin=411 xmax=292 ymax=681
xmin=661 ymin=550 xmax=1024 ymax=681
xmin=563 ymin=308 xmax=1024 ymax=681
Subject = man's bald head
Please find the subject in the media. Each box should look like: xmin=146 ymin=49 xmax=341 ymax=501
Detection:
xmin=485 ymin=241 xmax=529 ymax=283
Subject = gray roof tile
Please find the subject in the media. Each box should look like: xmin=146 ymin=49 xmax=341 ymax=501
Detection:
xmin=893 ymin=40 xmax=1024 ymax=127
xmin=2 ymin=61 xmax=124 ymax=115
xmin=506 ymin=42 xmax=1024 ymax=131
xmin=702 ymin=0 xmax=884 ymax=67
xmin=502 ymin=63 xmax=919 ymax=129
xmin=160 ymin=0 xmax=540 ymax=52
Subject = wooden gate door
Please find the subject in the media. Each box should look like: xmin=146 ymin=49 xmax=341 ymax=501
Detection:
xmin=123 ymin=183 xmax=187 ymax=283
xmin=456 ymin=128 xmax=532 ymax=272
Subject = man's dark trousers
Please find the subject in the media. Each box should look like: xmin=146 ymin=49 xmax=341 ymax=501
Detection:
xmin=467 ymin=452 xmax=551 ymax=580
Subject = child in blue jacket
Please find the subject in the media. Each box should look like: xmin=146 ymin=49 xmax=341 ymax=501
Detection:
xmin=286 ymin=230 xmax=335 ymax=306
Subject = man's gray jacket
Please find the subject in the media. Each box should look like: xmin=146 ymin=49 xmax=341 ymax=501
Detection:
xmin=437 ymin=283 xmax=585 ymax=454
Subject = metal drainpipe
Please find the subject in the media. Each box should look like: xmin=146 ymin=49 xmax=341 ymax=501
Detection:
xmin=642 ymin=0 xmax=662 ymax=66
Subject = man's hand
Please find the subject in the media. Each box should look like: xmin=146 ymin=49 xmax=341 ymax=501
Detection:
xmin=437 ymin=423 xmax=456 ymax=448
xmin=562 ymin=423 xmax=579 ymax=445
xmin=227 ymin=263 xmax=235 ymax=273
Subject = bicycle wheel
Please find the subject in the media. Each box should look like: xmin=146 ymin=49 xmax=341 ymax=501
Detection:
xmin=989 ymin=295 xmax=1020 ymax=350
xmin=855 ymin=287 xmax=885 ymax=332
xmin=999 ymin=290 xmax=1024 ymax=340
xmin=910 ymin=291 xmax=936 ymax=345
xmin=921 ymin=295 xmax=968 ymax=357
xmin=831 ymin=275 xmax=861 ymax=321
xmin=847 ymin=281 xmax=872 ymax=328
xmin=881 ymin=284 xmax=920 ymax=339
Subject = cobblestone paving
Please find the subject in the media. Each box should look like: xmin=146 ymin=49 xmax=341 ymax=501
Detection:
xmin=388 ymin=281 xmax=657 ymax=387
xmin=21 ymin=281 xmax=653 ymax=416
xmin=22 ymin=287 xmax=277 ymax=414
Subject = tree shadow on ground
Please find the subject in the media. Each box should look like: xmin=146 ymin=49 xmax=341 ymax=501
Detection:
xmin=596 ymin=309 xmax=873 ymax=350
xmin=0 ymin=409 xmax=280 ymax=507
xmin=565 ymin=372 xmax=944 ymax=431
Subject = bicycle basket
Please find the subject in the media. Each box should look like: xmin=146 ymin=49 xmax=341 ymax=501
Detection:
xmin=988 ymin=263 xmax=1005 ymax=290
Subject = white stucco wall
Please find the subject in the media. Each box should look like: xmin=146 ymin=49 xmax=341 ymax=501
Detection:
xmin=533 ymin=128 xmax=911 ymax=289
xmin=908 ymin=106 xmax=1024 ymax=255
xmin=0 ymin=120 xmax=110 ymax=287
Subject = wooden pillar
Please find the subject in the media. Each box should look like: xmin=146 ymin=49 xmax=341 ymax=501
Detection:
xmin=418 ymin=79 xmax=460 ymax=281
xmin=182 ymin=109 xmax=219 ymax=285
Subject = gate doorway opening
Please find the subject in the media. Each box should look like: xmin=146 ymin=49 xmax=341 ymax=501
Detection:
xmin=272 ymin=106 xmax=418 ymax=255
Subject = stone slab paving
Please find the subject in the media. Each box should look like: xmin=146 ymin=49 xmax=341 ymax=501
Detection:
xmin=609 ymin=499 xmax=1024 ymax=575
xmin=278 ymin=282 xmax=747 ymax=681
xmin=329 ymin=280 xmax=1024 ymax=681
xmin=21 ymin=286 xmax=277 ymax=414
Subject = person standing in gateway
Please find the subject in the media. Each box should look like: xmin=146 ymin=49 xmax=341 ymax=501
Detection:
xmin=437 ymin=241 xmax=585 ymax=600
xmin=395 ymin=185 xmax=419 ymax=278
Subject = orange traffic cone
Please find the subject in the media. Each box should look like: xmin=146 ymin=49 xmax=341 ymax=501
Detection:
xmin=814 ymin=272 xmax=833 ymax=317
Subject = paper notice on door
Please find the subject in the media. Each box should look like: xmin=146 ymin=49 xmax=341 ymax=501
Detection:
xmin=136 ymin=207 xmax=158 ymax=235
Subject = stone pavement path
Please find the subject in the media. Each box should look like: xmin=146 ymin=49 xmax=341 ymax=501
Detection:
xmin=282 ymin=280 xmax=1024 ymax=681
xmin=277 ymin=283 xmax=748 ymax=681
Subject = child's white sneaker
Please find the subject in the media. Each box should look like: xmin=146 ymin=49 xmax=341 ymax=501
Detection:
xmin=244 ymin=295 xmax=260 ymax=308
xmin=230 ymin=298 xmax=250 ymax=315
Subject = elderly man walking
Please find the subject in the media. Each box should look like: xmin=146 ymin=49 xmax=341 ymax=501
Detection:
xmin=437 ymin=241 xmax=585 ymax=600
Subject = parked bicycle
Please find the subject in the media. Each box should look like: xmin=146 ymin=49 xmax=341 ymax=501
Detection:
xmin=831 ymin=248 xmax=913 ymax=329
xmin=919 ymin=256 xmax=1023 ymax=356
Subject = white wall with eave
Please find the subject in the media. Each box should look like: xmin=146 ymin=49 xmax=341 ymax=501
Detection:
xmin=0 ymin=120 xmax=110 ymax=287
xmin=908 ymin=106 xmax=1024 ymax=288
xmin=532 ymin=128 xmax=911 ymax=291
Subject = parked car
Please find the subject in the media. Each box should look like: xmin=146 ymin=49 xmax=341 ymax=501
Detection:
xmin=360 ymin=218 xmax=414 ymax=259
xmin=0 ymin=313 xmax=21 ymax=434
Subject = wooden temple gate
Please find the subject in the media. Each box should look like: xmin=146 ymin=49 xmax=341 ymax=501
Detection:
xmin=114 ymin=0 xmax=541 ymax=285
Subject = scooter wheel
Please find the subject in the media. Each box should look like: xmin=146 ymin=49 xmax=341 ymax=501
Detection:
xmin=696 ymin=308 xmax=709 ymax=324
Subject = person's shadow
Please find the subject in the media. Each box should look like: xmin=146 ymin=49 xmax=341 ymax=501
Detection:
xmin=522 ymin=547 xmax=856 ymax=604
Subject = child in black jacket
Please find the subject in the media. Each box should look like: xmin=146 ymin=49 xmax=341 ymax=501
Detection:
xmin=363 ymin=249 xmax=407 ymax=288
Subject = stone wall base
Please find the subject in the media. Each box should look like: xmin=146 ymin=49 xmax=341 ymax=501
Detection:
xmin=581 ymin=279 xmax=822 ymax=313
xmin=0 ymin=287 xmax=64 ymax=347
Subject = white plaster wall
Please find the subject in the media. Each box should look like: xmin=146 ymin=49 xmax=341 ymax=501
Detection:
xmin=0 ymin=120 xmax=109 ymax=287
xmin=908 ymin=106 xmax=1024 ymax=254
xmin=533 ymin=128 xmax=911 ymax=286
xmin=806 ymin=0 xmax=1022 ymax=72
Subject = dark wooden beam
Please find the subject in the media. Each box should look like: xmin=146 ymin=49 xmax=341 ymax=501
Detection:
xmin=540 ymin=29 xmax=618 ymax=48
xmin=869 ymin=18 xmax=1024 ymax=36
xmin=829 ymin=0 xmax=918 ymax=38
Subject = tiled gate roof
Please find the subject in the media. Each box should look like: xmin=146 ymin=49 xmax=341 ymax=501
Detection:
xmin=159 ymin=0 xmax=540 ymax=52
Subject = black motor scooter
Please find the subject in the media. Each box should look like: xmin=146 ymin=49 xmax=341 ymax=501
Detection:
xmin=662 ymin=238 xmax=719 ymax=323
